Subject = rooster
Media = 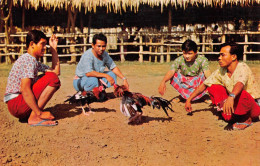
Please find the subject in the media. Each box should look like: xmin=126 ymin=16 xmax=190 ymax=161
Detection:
xmin=64 ymin=84 xmax=108 ymax=115
xmin=114 ymin=84 xmax=174 ymax=124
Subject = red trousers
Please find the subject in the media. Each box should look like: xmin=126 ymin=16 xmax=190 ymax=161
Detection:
xmin=207 ymin=84 xmax=260 ymax=121
xmin=7 ymin=72 xmax=60 ymax=119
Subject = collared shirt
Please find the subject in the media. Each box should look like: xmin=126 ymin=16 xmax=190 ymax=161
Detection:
xmin=204 ymin=62 xmax=260 ymax=99
xmin=75 ymin=48 xmax=116 ymax=77
xmin=4 ymin=53 xmax=49 ymax=102
xmin=171 ymin=55 xmax=209 ymax=76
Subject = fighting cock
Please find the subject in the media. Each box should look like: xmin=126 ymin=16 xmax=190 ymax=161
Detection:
xmin=114 ymin=84 xmax=174 ymax=124
xmin=64 ymin=86 xmax=108 ymax=115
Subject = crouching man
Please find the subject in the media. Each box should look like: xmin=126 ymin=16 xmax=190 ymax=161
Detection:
xmin=185 ymin=42 xmax=260 ymax=130
xmin=73 ymin=33 xmax=129 ymax=98
xmin=4 ymin=30 xmax=60 ymax=126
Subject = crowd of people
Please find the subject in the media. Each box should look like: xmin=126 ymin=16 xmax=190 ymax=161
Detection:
xmin=3 ymin=29 xmax=260 ymax=130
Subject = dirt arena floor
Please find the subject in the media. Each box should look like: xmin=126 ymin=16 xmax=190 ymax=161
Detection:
xmin=0 ymin=61 xmax=260 ymax=166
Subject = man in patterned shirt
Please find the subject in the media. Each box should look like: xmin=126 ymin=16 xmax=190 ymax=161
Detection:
xmin=185 ymin=42 xmax=260 ymax=130
xmin=158 ymin=39 xmax=211 ymax=102
xmin=4 ymin=30 xmax=60 ymax=126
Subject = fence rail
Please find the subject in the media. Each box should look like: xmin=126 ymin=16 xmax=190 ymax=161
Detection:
xmin=0 ymin=31 xmax=259 ymax=64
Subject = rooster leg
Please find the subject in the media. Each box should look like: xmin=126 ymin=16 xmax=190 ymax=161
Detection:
xmin=80 ymin=103 xmax=90 ymax=116
xmin=80 ymin=104 xmax=87 ymax=115
xmin=87 ymin=104 xmax=95 ymax=115
xmin=81 ymin=104 xmax=95 ymax=116
xmin=135 ymin=112 xmax=143 ymax=124
xmin=128 ymin=112 xmax=142 ymax=124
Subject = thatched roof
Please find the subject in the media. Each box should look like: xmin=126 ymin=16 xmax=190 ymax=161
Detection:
xmin=8 ymin=0 xmax=260 ymax=13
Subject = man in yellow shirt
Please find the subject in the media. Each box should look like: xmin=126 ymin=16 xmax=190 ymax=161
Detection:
xmin=185 ymin=42 xmax=260 ymax=130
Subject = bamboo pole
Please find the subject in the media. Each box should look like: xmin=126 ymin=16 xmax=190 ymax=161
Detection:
xmin=4 ymin=29 xmax=7 ymax=64
xmin=166 ymin=46 xmax=170 ymax=62
xmin=155 ymin=47 xmax=158 ymax=62
xmin=160 ymin=36 xmax=164 ymax=63
xmin=221 ymin=34 xmax=226 ymax=43
xmin=149 ymin=38 xmax=152 ymax=62
xmin=120 ymin=37 xmax=125 ymax=63
xmin=83 ymin=34 xmax=87 ymax=52
xmin=202 ymin=35 xmax=205 ymax=56
xmin=168 ymin=6 xmax=172 ymax=34
xmin=139 ymin=35 xmax=143 ymax=63
xmin=243 ymin=33 xmax=248 ymax=62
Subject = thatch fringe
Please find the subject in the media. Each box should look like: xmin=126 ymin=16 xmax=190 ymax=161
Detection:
xmin=6 ymin=0 xmax=260 ymax=13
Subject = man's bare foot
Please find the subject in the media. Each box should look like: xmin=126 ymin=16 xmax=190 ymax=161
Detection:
xmin=28 ymin=111 xmax=57 ymax=126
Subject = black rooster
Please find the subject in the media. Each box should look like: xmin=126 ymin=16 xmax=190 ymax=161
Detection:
xmin=64 ymin=86 xmax=108 ymax=115
xmin=114 ymin=84 xmax=174 ymax=124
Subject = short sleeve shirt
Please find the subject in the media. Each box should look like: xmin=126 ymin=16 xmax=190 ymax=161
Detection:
xmin=204 ymin=62 xmax=260 ymax=99
xmin=75 ymin=48 xmax=117 ymax=77
xmin=5 ymin=53 xmax=49 ymax=95
xmin=171 ymin=55 xmax=209 ymax=76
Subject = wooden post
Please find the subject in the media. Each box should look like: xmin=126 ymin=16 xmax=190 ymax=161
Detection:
xmin=43 ymin=57 xmax=47 ymax=64
xmin=166 ymin=46 xmax=170 ymax=62
xmin=139 ymin=35 xmax=143 ymax=63
xmin=160 ymin=36 xmax=164 ymax=63
xmin=87 ymin=14 xmax=92 ymax=43
xmin=4 ymin=30 xmax=8 ymax=64
xmin=21 ymin=1 xmax=25 ymax=57
xmin=155 ymin=47 xmax=158 ymax=63
xmin=20 ymin=32 xmax=25 ymax=56
xmin=202 ymin=35 xmax=205 ymax=56
xmin=22 ymin=2 xmax=25 ymax=31
xmin=149 ymin=38 xmax=152 ymax=62
xmin=221 ymin=34 xmax=226 ymax=43
xmin=149 ymin=46 xmax=152 ymax=62
xmin=83 ymin=34 xmax=87 ymax=52
xmin=120 ymin=37 xmax=125 ymax=63
xmin=243 ymin=33 xmax=248 ymax=62
xmin=168 ymin=6 xmax=172 ymax=34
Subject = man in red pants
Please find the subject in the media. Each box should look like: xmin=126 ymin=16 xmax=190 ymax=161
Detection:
xmin=4 ymin=30 xmax=60 ymax=126
xmin=185 ymin=42 xmax=260 ymax=130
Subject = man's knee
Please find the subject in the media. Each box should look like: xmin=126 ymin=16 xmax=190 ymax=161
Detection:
xmin=45 ymin=72 xmax=61 ymax=89
xmin=83 ymin=77 xmax=99 ymax=91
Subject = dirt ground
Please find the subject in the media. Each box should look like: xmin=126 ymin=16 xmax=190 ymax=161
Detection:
xmin=0 ymin=62 xmax=260 ymax=166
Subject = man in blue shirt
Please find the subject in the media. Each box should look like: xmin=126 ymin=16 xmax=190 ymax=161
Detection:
xmin=73 ymin=33 xmax=129 ymax=96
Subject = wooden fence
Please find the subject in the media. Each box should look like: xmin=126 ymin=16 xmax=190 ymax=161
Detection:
xmin=0 ymin=31 xmax=259 ymax=64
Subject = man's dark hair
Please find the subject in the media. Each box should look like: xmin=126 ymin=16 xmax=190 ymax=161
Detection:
xmin=92 ymin=33 xmax=107 ymax=45
xmin=26 ymin=30 xmax=47 ymax=48
xmin=182 ymin=39 xmax=197 ymax=52
xmin=220 ymin=42 xmax=243 ymax=60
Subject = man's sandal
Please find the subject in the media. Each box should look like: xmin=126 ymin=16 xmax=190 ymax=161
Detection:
xmin=233 ymin=122 xmax=252 ymax=130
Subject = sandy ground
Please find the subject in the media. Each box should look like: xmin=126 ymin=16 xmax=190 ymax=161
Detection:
xmin=0 ymin=62 xmax=260 ymax=166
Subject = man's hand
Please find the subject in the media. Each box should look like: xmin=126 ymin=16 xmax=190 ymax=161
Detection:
xmin=158 ymin=82 xmax=166 ymax=96
xmin=39 ymin=111 xmax=55 ymax=120
xmin=49 ymin=34 xmax=58 ymax=51
xmin=223 ymin=97 xmax=235 ymax=116
xmin=123 ymin=79 xmax=129 ymax=90
xmin=185 ymin=99 xmax=192 ymax=113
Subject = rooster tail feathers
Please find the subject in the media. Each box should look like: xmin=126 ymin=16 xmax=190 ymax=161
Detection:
xmin=150 ymin=96 xmax=174 ymax=116
xmin=64 ymin=91 xmax=82 ymax=103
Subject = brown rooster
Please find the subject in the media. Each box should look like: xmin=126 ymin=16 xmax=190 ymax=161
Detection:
xmin=114 ymin=84 xmax=174 ymax=124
